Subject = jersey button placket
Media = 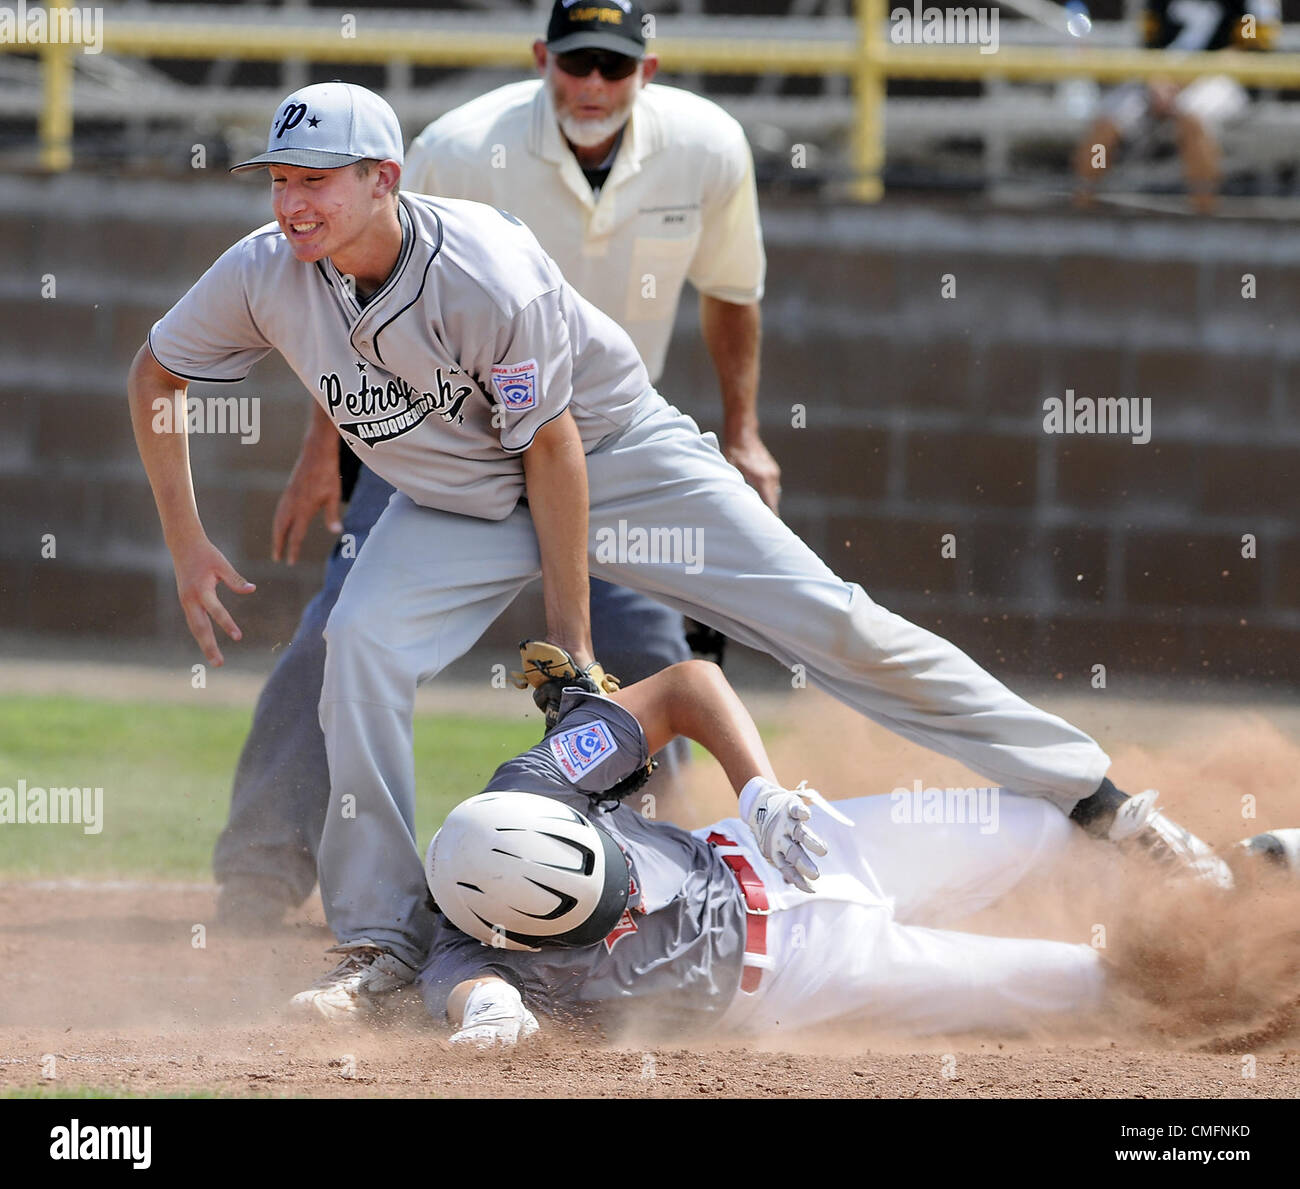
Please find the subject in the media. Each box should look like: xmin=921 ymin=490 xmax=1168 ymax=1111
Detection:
xmin=352 ymin=310 xmax=378 ymax=365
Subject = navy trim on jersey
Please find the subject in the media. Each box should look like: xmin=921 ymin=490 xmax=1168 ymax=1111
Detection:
xmin=314 ymin=259 xmax=341 ymax=296
xmin=370 ymin=200 xmax=445 ymax=366
xmin=499 ymin=399 xmax=573 ymax=455
xmin=145 ymin=332 xmax=249 ymax=384
xmin=313 ymin=203 xmax=417 ymax=323
xmin=314 ymin=258 xmax=365 ymax=322
xmin=368 ymin=200 xmax=417 ymax=308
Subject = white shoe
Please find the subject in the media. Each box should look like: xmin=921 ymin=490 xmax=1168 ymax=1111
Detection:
xmin=289 ymin=941 xmax=417 ymax=1022
xmin=1236 ymin=828 xmax=1300 ymax=875
xmin=1107 ymin=789 xmax=1235 ymax=890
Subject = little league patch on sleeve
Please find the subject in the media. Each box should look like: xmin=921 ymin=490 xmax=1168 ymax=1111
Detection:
xmin=490 ymin=359 xmax=539 ymax=410
xmin=549 ymin=720 xmax=619 ymax=783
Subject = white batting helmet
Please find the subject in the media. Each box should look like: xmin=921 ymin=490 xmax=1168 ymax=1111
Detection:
xmin=425 ymin=791 xmax=630 ymax=952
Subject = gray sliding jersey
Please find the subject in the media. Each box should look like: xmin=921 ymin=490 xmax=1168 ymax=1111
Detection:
xmin=416 ymin=690 xmax=747 ymax=1036
xmin=149 ymin=193 xmax=656 ymax=522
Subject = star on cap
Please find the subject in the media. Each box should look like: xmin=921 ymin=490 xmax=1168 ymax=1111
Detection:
xmin=307 ymin=116 xmax=320 ymax=128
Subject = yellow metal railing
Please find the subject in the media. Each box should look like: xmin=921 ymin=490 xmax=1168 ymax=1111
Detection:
xmin=6 ymin=1 xmax=1300 ymax=197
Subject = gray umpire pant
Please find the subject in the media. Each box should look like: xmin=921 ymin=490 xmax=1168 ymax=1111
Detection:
xmin=317 ymin=400 xmax=1110 ymax=967
xmin=212 ymin=465 xmax=689 ymax=900
xmin=212 ymin=465 xmax=395 ymax=900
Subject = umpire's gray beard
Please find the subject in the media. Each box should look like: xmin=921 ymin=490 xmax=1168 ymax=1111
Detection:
xmin=557 ymin=102 xmax=634 ymax=148
xmin=550 ymin=63 xmax=641 ymax=149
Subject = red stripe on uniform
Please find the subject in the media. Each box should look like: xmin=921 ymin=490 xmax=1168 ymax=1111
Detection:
xmin=707 ymin=831 xmax=768 ymax=992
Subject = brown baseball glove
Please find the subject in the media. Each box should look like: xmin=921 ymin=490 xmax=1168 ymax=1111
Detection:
xmin=511 ymin=639 xmax=620 ymax=731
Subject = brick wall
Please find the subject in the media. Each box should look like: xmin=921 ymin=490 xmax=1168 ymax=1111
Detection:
xmin=658 ymin=204 xmax=1300 ymax=684
xmin=1 ymin=176 xmax=1296 ymax=683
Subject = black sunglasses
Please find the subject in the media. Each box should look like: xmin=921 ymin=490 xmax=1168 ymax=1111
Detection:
xmin=554 ymin=49 xmax=639 ymax=81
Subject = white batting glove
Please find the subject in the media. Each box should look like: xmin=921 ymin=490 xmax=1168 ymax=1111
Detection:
xmin=449 ymin=980 xmax=540 ymax=1050
xmin=739 ymin=778 xmax=851 ymax=893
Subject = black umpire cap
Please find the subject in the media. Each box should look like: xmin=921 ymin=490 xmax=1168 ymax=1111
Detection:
xmin=546 ymin=0 xmax=648 ymax=59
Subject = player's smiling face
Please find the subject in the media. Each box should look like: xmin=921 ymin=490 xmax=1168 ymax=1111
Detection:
xmin=269 ymin=163 xmax=374 ymax=262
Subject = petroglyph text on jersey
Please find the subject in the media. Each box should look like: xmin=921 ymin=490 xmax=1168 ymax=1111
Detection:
xmin=321 ymin=364 xmax=476 ymax=445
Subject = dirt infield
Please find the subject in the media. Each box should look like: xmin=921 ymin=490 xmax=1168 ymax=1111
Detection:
xmin=2 ymin=874 xmax=1300 ymax=1099
xmin=4 ymin=685 xmax=1300 ymax=1099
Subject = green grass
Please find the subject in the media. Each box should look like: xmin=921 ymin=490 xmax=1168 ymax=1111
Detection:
xmin=1 ymin=1085 xmax=227 ymax=1099
xmin=0 ymin=695 xmax=540 ymax=880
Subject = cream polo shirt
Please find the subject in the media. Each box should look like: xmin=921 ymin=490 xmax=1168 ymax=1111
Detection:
xmin=405 ymin=80 xmax=765 ymax=383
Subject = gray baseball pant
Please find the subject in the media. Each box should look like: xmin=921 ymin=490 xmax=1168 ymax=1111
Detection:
xmin=213 ymin=465 xmax=689 ymax=900
xmin=316 ymin=401 xmax=1110 ymax=967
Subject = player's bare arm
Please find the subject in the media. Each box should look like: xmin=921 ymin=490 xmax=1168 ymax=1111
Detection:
xmin=127 ymin=344 xmax=256 ymax=666
xmin=700 ymin=295 xmax=781 ymax=511
xmin=520 ymin=408 xmax=595 ymax=668
xmin=610 ymin=660 xmax=840 ymax=890
xmin=272 ymin=400 xmax=345 ymax=566
xmin=609 ymin=660 xmax=777 ymax=793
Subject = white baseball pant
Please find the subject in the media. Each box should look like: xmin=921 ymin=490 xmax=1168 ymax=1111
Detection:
xmin=706 ymin=791 xmax=1105 ymax=1036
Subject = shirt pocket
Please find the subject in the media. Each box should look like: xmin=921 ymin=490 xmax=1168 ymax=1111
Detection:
xmin=623 ymin=222 xmax=700 ymax=324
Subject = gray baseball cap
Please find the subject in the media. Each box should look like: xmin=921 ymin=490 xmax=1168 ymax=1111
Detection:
xmin=231 ymin=81 xmax=404 ymax=173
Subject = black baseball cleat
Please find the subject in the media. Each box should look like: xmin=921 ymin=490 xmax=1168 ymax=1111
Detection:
xmin=1234 ymin=829 xmax=1300 ymax=876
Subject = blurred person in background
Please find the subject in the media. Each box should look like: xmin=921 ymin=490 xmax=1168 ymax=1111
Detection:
xmin=1073 ymin=0 xmax=1279 ymax=213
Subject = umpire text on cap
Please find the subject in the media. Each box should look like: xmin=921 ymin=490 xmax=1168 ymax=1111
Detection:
xmin=231 ymin=81 xmax=405 ymax=174
xmin=546 ymin=0 xmax=648 ymax=58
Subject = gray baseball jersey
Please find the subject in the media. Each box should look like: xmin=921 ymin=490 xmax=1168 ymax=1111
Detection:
xmin=416 ymin=690 xmax=747 ymax=1035
xmin=149 ymin=193 xmax=657 ymax=522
